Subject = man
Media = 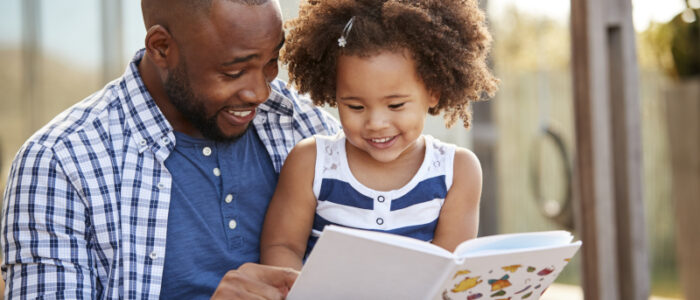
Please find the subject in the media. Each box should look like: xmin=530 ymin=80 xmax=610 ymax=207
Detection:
xmin=1 ymin=0 xmax=339 ymax=299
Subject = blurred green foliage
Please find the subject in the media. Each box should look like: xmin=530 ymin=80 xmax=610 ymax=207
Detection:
xmin=640 ymin=8 xmax=700 ymax=79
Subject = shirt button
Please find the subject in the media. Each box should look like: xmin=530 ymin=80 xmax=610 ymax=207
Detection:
xmin=377 ymin=196 xmax=385 ymax=203
xmin=228 ymin=219 xmax=237 ymax=230
xmin=161 ymin=137 xmax=170 ymax=145
xmin=157 ymin=182 xmax=165 ymax=190
xmin=149 ymin=251 xmax=158 ymax=260
xmin=225 ymin=194 xmax=233 ymax=203
xmin=376 ymin=218 xmax=384 ymax=225
xmin=202 ymin=147 xmax=212 ymax=156
xmin=139 ymin=139 xmax=148 ymax=146
xmin=213 ymin=168 xmax=221 ymax=176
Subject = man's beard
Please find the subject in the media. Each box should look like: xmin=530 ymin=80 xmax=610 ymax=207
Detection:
xmin=164 ymin=62 xmax=247 ymax=142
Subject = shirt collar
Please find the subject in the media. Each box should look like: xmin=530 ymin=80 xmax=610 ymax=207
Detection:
xmin=257 ymin=79 xmax=295 ymax=117
xmin=118 ymin=49 xmax=175 ymax=158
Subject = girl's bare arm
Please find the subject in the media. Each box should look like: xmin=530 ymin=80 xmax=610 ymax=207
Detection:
xmin=260 ymin=138 xmax=318 ymax=270
xmin=431 ymin=148 xmax=483 ymax=252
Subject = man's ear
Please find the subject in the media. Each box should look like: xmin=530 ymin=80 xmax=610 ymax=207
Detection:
xmin=144 ymin=24 xmax=177 ymax=70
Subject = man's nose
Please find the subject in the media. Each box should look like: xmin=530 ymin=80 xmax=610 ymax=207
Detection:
xmin=239 ymin=73 xmax=271 ymax=105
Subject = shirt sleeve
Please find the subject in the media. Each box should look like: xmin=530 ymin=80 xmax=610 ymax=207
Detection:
xmin=1 ymin=141 xmax=97 ymax=299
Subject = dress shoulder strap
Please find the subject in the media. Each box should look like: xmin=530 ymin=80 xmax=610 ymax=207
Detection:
xmin=312 ymin=133 xmax=347 ymax=197
xmin=423 ymin=135 xmax=457 ymax=191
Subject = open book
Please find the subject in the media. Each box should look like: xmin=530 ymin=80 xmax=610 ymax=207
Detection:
xmin=287 ymin=225 xmax=582 ymax=300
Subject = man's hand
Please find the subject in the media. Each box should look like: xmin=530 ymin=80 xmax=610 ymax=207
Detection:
xmin=211 ymin=263 xmax=299 ymax=300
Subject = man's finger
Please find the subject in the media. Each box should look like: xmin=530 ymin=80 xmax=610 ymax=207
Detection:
xmin=213 ymin=269 xmax=281 ymax=300
xmin=239 ymin=263 xmax=299 ymax=295
xmin=212 ymin=264 xmax=300 ymax=300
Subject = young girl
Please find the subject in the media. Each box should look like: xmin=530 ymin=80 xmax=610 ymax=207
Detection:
xmin=261 ymin=0 xmax=498 ymax=270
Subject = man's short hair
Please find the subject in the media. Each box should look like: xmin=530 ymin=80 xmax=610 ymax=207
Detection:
xmin=142 ymin=0 xmax=271 ymax=28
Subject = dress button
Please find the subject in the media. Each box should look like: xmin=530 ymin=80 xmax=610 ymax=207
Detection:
xmin=376 ymin=218 xmax=384 ymax=225
xmin=202 ymin=147 xmax=212 ymax=156
xmin=377 ymin=196 xmax=385 ymax=203
xmin=228 ymin=219 xmax=237 ymax=230
xmin=225 ymin=194 xmax=233 ymax=203
xmin=149 ymin=251 xmax=158 ymax=260
xmin=213 ymin=168 xmax=221 ymax=176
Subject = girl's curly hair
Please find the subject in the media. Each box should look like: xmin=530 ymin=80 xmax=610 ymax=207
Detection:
xmin=282 ymin=0 xmax=499 ymax=128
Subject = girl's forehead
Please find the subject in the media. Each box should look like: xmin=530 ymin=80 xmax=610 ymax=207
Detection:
xmin=335 ymin=51 xmax=430 ymax=97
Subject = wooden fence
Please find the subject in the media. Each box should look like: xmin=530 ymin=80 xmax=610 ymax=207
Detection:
xmin=664 ymin=77 xmax=700 ymax=299
xmin=490 ymin=70 xmax=688 ymax=297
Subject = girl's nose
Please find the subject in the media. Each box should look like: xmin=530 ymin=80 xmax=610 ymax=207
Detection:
xmin=365 ymin=110 xmax=390 ymax=131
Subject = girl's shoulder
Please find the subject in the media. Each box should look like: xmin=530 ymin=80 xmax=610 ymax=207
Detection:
xmin=452 ymin=146 xmax=482 ymax=186
xmin=284 ymin=137 xmax=318 ymax=169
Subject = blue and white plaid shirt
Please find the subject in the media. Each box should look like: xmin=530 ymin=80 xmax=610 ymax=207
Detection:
xmin=1 ymin=49 xmax=339 ymax=299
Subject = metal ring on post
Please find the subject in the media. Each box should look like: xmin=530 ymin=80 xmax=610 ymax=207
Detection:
xmin=528 ymin=126 xmax=574 ymax=230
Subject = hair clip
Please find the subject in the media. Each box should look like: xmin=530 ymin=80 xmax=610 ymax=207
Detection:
xmin=337 ymin=16 xmax=356 ymax=48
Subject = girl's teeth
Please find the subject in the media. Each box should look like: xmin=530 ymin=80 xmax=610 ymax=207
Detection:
xmin=371 ymin=137 xmax=391 ymax=143
xmin=229 ymin=110 xmax=252 ymax=117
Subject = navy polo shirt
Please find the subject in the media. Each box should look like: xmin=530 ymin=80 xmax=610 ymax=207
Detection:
xmin=159 ymin=128 xmax=278 ymax=299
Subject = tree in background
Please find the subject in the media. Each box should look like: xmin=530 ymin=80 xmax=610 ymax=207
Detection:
xmin=639 ymin=5 xmax=700 ymax=79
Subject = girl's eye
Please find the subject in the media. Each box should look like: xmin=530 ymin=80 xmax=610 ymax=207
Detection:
xmin=347 ymin=104 xmax=364 ymax=110
xmin=388 ymin=103 xmax=405 ymax=109
xmin=225 ymin=70 xmax=244 ymax=79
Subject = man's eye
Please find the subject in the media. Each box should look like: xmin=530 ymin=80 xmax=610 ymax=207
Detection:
xmin=225 ymin=71 xmax=244 ymax=79
xmin=388 ymin=103 xmax=405 ymax=109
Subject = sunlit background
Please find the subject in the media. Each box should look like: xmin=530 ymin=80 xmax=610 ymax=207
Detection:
xmin=1 ymin=0 xmax=697 ymax=299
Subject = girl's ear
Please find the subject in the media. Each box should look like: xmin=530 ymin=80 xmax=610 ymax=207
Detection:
xmin=428 ymin=91 xmax=440 ymax=108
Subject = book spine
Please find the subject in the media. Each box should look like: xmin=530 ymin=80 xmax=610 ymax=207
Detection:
xmin=428 ymin=259 xmax=461 ymax=299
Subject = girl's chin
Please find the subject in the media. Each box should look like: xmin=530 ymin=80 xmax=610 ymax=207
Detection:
xmin=364 ymin=148 xmax=403 ymax=164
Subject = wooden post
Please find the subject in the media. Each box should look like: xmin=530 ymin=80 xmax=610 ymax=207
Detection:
xmin=21 ymin=0 xmax=41 ymax=135
xmin=101 ymin=0 xmax=124 ymax=84
xmin=570 ymin=0 xmax=649 ymax=299
xmin=473 ymin=0 xmax=499 ymax=237
xmin=665 ymin=79 xmax=700 ymax=299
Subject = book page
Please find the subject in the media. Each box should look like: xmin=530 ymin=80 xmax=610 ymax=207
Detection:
xmin=287 ymin=226 xmax=455 ymax=299
xmin=454 ymin=230 xmax=574 ymax=257
xmin=437 ymin=242 xmax=581 ymax=300
xmin=330 ymin=225 xmax=453 ymax=257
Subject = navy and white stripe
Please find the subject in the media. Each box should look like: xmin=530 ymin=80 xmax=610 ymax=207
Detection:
xmin=1 ymin=49 xmax=340 ymax=299
xmin=307 ymin=133 xmax=455 ymax=252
